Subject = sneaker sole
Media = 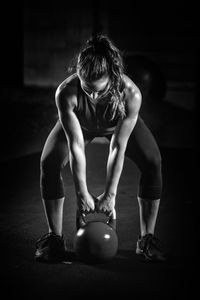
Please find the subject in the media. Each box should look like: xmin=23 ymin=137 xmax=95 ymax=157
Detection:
xmin=136 ymin=248 xmax=152 ymax=262
xmin=35 ymin=248 xmax=66 ymax=263
xmin=136 ymin=248 xmax=166 ymax=262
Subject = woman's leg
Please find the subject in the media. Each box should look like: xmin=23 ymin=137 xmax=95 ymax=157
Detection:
xmin=125 ymin=116 xmax=162 ymax=237
xmin=40 ymin=121 xmax=68 ymax=236
xmin=40 ymin=121 xmax=92 ymax=236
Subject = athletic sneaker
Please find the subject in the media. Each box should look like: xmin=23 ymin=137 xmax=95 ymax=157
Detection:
xmin=136 ymin=233 xmax=166 ymax=262
xmin=35 ymin=232 xmax=66 ymax=262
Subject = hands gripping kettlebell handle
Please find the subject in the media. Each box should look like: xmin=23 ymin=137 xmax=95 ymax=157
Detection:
xmin=76 ymin=209 xmax=116 ymax=231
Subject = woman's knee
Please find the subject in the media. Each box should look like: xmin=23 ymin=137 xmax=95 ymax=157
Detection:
xmin=140 ymin=151 xmax=162 ymax=175
xmin=40 ymin=161 xmax=65 ymax=201
xmin=40 ymin=152 xmax=64 ymax=175
xmin=40 ymin=152 xmax=65 ymax=199
xmin=149 ymin=152 xmax=162 ymax=171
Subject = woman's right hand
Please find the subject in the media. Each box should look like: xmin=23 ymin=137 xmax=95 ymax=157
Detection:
xmin=76 ymin=192 xmax=97 ymax=230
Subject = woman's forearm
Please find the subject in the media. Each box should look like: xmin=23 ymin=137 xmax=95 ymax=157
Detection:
xmin=58 ymin=107 xmax=89 ymax=197
xmin=105 ymin=146 xmax=125 ymax=196
xmin=105 ymin=113 xmax=139 ymax=196
xmin=69 ymin=143 xmax=88 ymax=196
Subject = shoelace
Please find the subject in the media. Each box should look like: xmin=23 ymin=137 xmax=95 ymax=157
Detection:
xmin=143 ymin=234 xmax=163 ymax=252
xmin=35 ymin=232 xmax=60 ymax=248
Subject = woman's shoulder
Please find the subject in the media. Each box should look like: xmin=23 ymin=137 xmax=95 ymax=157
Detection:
xmin=122 ymin=74 xmax=142 ymax=110
xmin=56 ymin=73 xmax=79 ymax=95
xmin=122 ymin=74 xmax=140 ymax=93
xmin=55 ymin=73 xmax=79 ymax=108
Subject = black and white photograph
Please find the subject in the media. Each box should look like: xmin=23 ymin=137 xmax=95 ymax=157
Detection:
xmin=0 ymin=1 xmax=197 ymax=299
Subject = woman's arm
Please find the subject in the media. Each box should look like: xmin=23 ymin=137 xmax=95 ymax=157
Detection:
xmin=105 ymin=83 xmax=142 ymax=197
xmin=55 ymin=87 xmax=95 ymax=213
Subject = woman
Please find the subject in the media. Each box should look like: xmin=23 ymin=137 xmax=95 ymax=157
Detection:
xmin=35 ymin=34 xmax=165 ymax=262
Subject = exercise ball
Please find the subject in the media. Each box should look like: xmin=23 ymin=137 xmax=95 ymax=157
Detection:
xmin=125 ymin=54 xmax=166 ymax=100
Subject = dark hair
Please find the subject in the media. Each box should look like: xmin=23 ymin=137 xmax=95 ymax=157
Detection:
xmin=76 ymin=34 xmax=126 ymax=119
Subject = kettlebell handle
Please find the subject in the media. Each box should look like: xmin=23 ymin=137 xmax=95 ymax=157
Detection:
xmin=76 ymin=210 xmax=116 ymax=231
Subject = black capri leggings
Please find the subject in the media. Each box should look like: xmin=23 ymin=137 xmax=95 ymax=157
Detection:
xmin=40 ymin=116 xmax=162 ymax=200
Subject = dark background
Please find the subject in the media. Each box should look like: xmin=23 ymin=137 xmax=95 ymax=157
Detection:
xmin=0 ymin=0 xmax=197 ymax=159
xmin=0 ymin=1 xmax=198 ymax=298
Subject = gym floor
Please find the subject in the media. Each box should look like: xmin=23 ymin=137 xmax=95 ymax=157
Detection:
xmin=0 ymin=86 xmax=196 ymax=299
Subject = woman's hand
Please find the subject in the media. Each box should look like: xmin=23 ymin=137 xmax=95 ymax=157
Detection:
xmin=76 ymin=191 xmax=117 ymax=230
xmin=76 ymin=192 xmax=97 ymax=230
xmin=96 ymin=192 xmax=116 ymax=218
xmin=76 ymin=191 xmax=97 ymax=216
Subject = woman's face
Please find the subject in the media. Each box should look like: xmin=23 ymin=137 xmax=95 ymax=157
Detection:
xmin=79 ymin=75 xmax=111 ymax=101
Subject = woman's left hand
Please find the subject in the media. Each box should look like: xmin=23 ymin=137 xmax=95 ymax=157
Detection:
xmin=96 ymin=192 xmax=116 ymax=218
